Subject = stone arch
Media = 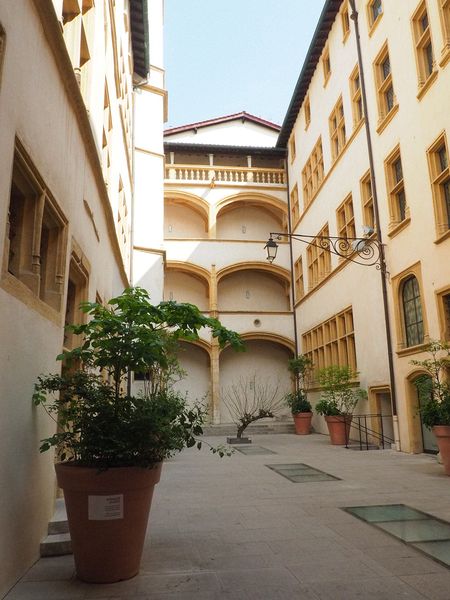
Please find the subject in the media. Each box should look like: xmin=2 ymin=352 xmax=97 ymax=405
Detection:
xmin=405 ymin=368 xmax=432 ymax=454
xmin=165 ymin=261 xmax=210 ymax=310
xmin=215 ymin=192 xmax=287 ymax=240
xmin=174 ymin=340 xmax=211 ymax=410
xmin=164 ymin=191 xmax=209 ymax=237
xmin=217 ymin=262 xmax=291 ymax=312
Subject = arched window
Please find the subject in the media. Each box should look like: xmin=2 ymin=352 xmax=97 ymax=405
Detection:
xmin=402 ymin=276 xmax=424 ymax=347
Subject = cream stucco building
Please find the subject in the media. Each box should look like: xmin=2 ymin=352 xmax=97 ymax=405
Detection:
xmin=0 ymin=0 xmax=164 ymax=595
xmin=1 ymin=0 xmax=449 ymax=594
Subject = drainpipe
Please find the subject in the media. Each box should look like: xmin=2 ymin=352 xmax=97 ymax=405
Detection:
xmin=349 ymin=0 xmax=400 ymax=450
xmin=284 ymin=157 xmax=300 ymax=388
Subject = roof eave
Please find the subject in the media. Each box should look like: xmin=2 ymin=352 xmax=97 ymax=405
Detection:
xmin=130 ymin=0 xmax=149 ymax=79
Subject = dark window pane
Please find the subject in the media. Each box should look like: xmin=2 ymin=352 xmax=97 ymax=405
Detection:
xmin=394 ymin=158 xmax=403 ymax=183
xmin=444 ymin=180 xmax=450 ymax=228
xmin=403 ymin=277 xmax=424 ymax=347
xmin=425 ymin=43 xmax=433 ymax=76
xmin=438 ymin=147 xmax=448 ymax=171
xmin=385 ymin=85 xmax=394 ymax=111
xmin=420 ymin=13 xmax=429 ymax=32
xmin=372 ymin=0 xmax=382 ymax=21
xmin=382 ymin=56 xmax=391 ymax=79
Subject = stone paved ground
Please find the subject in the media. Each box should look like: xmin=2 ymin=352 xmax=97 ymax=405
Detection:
xmin=5 ymin=433 xmax=450 ymax=599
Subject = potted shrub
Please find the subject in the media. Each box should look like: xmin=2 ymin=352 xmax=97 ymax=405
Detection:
xmin=284 ymin=355 xmax=313 ymax=435
xmin=411 ymin=341 xmax=450 ymax=475
xmin=315 ymin=365 xmax=367 ymax=445
xmin=33 ymin=287 xmax=242 ymax=583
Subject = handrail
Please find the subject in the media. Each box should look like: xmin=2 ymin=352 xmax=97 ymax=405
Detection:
xmin=344 ymin=413 xmax=395 ymax=450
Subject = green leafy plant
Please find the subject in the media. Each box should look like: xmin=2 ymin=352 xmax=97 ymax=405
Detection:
xmin=33 ymin=287 xmax=243 ymax=467
xmin=284 ymin=354 xmax=313 ymax=413
xmin=411 ymin=340 xmax=450 ymax=429
xmin=284 ymin=390 xmax=312 ymax=414
xmin=315 ymin=365 xmax=366 ymax=416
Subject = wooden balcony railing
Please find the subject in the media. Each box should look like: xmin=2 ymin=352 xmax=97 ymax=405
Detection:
xmin=165 ymin=164 xmax=286 ymax=185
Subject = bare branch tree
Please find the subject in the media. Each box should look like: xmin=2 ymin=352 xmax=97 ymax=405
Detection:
xmin=221 ymin=374 xmax=285 ymax=438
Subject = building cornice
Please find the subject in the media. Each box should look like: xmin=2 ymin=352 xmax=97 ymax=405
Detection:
xmin=164 ymin=141 xmax=286 ymax=157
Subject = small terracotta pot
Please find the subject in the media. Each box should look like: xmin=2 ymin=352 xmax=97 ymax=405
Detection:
xmin=56 ymin=462 xmax=162 ymax=583
xmin=433 ymin=425 xmax=450 ymax=476
xmin=324 ymin=415 xmax=352 ymax=445
xmin=292 ymin=412 xmax=313 ymax=435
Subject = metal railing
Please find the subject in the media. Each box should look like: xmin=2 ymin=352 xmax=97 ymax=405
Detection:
xmin=345 ymin=413 xmax=395 ymax=450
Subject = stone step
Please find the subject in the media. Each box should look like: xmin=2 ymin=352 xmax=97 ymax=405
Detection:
xmin=202 ymin=421 xmax=296 ymax=437
xmin=40 ymin=533 xmax=72 ymax=557
xmin=48 ymin=498 xmax=69 ymax=535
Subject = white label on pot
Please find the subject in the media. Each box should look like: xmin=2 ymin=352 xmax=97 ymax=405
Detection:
xmin=88 ymin=494 xmax=123 ymax=520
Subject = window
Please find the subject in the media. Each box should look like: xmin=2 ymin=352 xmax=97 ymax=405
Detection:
xmin=102 ymin=82 xmax=112 ymax=186
xmin=412 ymin=1 xmax=436 ymax=94
xmin=5 ymin=141 xmax=67 ymax=312
xmin=329 ymin=97 xmax=346 ymax=162
xmin=373 ymin=42 xmax=398 ymax=131
xmin=304 ymin=96 xmax=311 ymax=129
xmin=350 ymin=65 xmax=363 ymax=126
xmin=302 ymin=138 xmax=324 ymax=208
xmin=322 ymin=46 xmax=331 ymax=85
xmin=294 ymin=256 xmax=304 ymax=301
xmin=385 ymin=146 xmax=409 ymax=234
xmin=341 ymin=2 xmax=350 ymax=40
xmin=307 ymin=224 xmax=331 ymax=291
xmin=438 ymin=0 xmax=450 ymax=65
xmin=62 ymin=0 xmax=94 ymax=93
xmin=402 ymin=276 xmax=424 ymax=347
xmin=427 ymin=133 xmax=450 ymax=238
xmin=290 ymin=184 xmax=300 ymax=226
xmin=360 ymin=171 xmax=375 ymax=231
xmin=63 ymin=247 xmax=89 ymax=352
xmin=289 ymin=134 xmax=296 ymax=162
xmin=336 ymin=195 xmax=356 ymax=258
xmin=368 ymin=0 xmax=383 ymax=32
xmin=302 ymin=307 xmax=356 ymax=377
xmin=437 ymin=287 xmax=450 ymax=340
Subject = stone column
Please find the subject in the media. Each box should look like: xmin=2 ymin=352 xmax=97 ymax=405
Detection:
xmin=210 ymin=338 xmax=221 ymax=424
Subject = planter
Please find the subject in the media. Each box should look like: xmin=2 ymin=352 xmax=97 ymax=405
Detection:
xmin=56 ymin=462 xmax=162 ymax=583
xmin=433 ymin=425 xmax=450 ymax=476
xmin=324 ymin=415 xmax=352 ymax=445
xmin=292 ymin=412 xmax=313 ymax=435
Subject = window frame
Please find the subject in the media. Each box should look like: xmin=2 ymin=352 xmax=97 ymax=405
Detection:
xmin=438 ymin=0 xmax=450 ymax=66
xmin=384 ymin=144 xmax=410 ymax=237
xmin=329 ymin=96 xmax=347 ymax=163
xmin=294 ymin=256 xmax=304 ymax=302
xmin=411 ymin=0 xmax=437 ymax=98
xmin=427 ymin=132 xmax=450 ymax=241
xmin=301 ymin=137 xmax=325 ymax=210
xmin=367 ymin=0 xmax=383 ymax=35
xmin=341 ymin=1 xmax=351 ymax=42
xmin=307 ymin=223 xmax=331 ymax=291
xmin=290 ymin=183 xmax=300 ymax=228
xmin=349 ymin=64 xmax=364 ymax=127
xmin=336 ymin=194 xmax=356 ymax=260
xmin=322 ymin=46 xmax=331 ymax=86
xmin=373 ymin=42 xmax=398 ymax=133
xmin=360 ymin=170 xmax=375 ymax=231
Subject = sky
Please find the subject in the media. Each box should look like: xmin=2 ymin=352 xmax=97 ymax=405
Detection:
xmin=164 ymin=0 xmax=327 ymax=129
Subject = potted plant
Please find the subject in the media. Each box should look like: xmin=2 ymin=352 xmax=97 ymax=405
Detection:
xmin=411 ymin=340 xmax=450 ymax=475
xmin=315 ymin=365 xmax=367 ymax=445
xmin=284 ymin=355 xmax=313 ymax=435
xmin=33 ymin=287 xmax=242 ymax=583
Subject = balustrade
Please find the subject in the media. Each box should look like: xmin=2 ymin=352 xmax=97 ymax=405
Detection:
xmin=165 ymin=164 xmax=285 ymax=185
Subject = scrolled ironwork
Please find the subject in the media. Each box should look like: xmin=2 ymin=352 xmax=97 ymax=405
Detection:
xmin=269 ymin=232 xmax=383 ymax=268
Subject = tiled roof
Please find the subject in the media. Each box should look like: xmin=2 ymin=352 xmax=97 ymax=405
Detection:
xmin=164 ymin=111 xmax=281 ymax=136
xmin=164 ymin=141 xmax=286 ymax=157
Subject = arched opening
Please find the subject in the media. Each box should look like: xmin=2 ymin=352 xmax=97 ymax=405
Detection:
xmin=219 ymin=339 xmax=292 ymax=424
xmin=164 ymin=194 xmax=209 ymax=239
xmin=216 ymin=193 xmax=286 ymax=240
xmin=217 ymin=265 xmax=290 ymax=312
xmin=406 ymin=372 xmax=438 ymax=454
xmin=164 ymin=264 xmax=210 ymax=311
xmin=401 ymin=276 xmax=424 ymax=347
xmin=174 ymin=341 xmax=211 ymax=412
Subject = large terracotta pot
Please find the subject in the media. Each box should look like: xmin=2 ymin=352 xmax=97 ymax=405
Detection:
xmin=324 ymin=415 xmax=352 ymax=445
xmin=433 ymin=425 xmax=450 ymax=476
xmin=292 ymin=412 xmax=313 ymax=435
xmin=55 ymin=462 xmax=162 ymax=583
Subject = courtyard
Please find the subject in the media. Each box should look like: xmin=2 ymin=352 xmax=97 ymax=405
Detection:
xmin=5 ymin=433 xmax=450 ymax=600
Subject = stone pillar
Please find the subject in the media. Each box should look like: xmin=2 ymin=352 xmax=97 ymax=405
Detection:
xmin=210 ymin=338 xmax=221 ymax=424
xmin=209 ymin=205 xmax=217 ymax=239
xmin=210 ymin=264 xmax=218 ymax=316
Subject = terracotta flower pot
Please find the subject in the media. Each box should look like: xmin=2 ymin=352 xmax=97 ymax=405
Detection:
xmin=55 ymin=462 xmax=162 ymax=583
xmin=324 ymin=415 xmax=352 ymax=445
xmin=292 ymin=412 xmax=313 ymax=435
xmin=433 ymin=425 xmax=450 ymax=476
